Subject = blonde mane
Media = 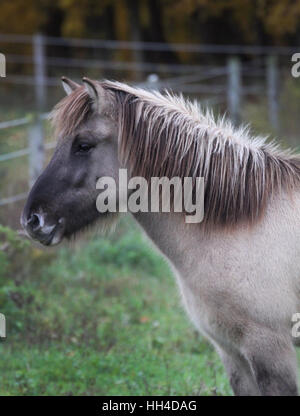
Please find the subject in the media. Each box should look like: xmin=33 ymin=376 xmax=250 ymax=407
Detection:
xmin=51 ymin=80 xmax=300 ymax=226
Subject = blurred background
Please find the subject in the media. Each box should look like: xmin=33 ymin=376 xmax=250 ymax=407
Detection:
xmin=1 ymin=0 xmax=300 ymax=395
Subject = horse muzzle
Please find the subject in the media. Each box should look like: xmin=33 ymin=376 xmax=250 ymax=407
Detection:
xmin=21 ymin=210 xmax=66 ymax=246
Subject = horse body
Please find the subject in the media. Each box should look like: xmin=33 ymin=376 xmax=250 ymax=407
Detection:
xmin=21 ymin=77 xmax=300 ymax=395
xmin=134 ymin=193 xmax=300 ymax=395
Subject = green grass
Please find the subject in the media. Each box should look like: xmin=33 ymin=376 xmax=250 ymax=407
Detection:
xmin=0 ymin=219 xmax=231 ymax=396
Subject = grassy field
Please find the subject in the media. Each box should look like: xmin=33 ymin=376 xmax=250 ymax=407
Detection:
xmin=0 ymin=218 xmax=231 ymax=396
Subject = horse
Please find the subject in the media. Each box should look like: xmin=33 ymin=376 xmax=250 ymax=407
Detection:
xmin=21 ymin=76 xmax=300 ymax=396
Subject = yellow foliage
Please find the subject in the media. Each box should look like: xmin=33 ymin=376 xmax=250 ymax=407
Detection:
xmin=257 ymin=0 xmax=300 ymax=39
xmin=0 ymin=0 xmax=300 ymax=44
xmin=0 ymin=0 xmax=44 ymax=34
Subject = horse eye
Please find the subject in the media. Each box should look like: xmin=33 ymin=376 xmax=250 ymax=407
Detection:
xmin=76 ymin=143 xmax=93 ymax=154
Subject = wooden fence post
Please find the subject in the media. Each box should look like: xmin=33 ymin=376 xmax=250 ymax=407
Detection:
xmin=29 ymin=33 xmax=46 ymax=186
xmin=267 ymin=55 xmax=279 ymax=132
xmin=227 ymin=56 xmax=241 ymax=125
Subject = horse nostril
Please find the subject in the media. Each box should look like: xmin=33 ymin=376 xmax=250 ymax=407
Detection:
xmin=27 ymin=213 xmax=41 ymax=231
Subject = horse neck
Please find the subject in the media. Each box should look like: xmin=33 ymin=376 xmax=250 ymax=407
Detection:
xmin=132 ymin=211 xmax=204 ymax=269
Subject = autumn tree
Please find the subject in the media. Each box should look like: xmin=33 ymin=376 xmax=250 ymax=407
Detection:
xmin=1 ymin=0 xmax=300 ymax=53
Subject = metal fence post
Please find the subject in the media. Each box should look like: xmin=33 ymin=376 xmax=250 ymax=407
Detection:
xmin=267 ymin=55 xmax=279 ymax=132
xmin=33 ymin=33 xmax=46 ymax=111
xmin=29 ymin=33 xmax=46 ymax=186
xmin=227 ymin=56 xmax=241 ymax=125
xmin=28 ymin=115 xmax=44 ymax=187
xmin=146 ymin=73 xmax=159 ymax=88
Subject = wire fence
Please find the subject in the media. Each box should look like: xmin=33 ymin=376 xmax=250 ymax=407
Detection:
xmin=0 ymin=32 xmax=285 ymax=103
xmin=0 ymin=32 xmax=298 ymax=54
xmin=0 ymin=113 xmax=56 ymax=206
xmin=0 ymin=33 xmax=292 ymax=207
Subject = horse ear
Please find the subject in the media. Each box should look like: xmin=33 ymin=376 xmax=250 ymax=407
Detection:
xmin=82 ymin=77 xmax=106 ymax=113
xmin=61 ymin=76 xmax=80 ymax=95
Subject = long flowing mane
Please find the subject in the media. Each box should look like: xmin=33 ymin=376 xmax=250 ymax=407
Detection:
xmin=51 ymin=80 xmax=300 ymax=226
